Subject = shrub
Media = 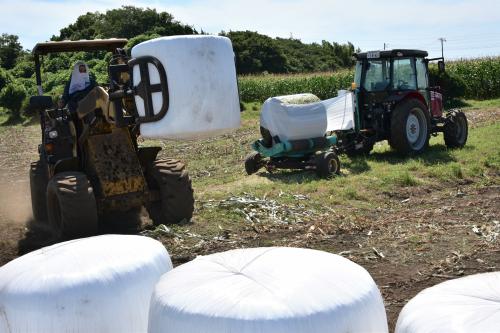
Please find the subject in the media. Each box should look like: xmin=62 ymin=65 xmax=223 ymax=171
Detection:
xmin=0 ymin=82 xmax=26 ymax=119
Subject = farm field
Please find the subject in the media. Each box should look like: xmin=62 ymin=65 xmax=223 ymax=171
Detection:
xmin=0 ymin=99 xmax=499 ymax=330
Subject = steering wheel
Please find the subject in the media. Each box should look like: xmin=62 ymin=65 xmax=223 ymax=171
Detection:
xmin=398 ymin=79 xmax=410 ymax=89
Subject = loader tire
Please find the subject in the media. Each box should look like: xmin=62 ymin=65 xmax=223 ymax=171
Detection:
xmin=444 ymin=110 xmax=468 ymax=148
xmin=46 ymin=172 xmax=98 ymax=239
xmin=146 ymin=159 xmax=194 ymax=225
xmin=390 ymin=99 xmax=430 ymax=155
xmin=30 ymin=160 xmax=48 ymax=223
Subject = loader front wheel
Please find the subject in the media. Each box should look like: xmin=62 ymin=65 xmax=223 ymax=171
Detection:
xmin=146 ymin=159 xmax=194 ymax=225
xmin=46 ymin=172 xmax=98 ymax=239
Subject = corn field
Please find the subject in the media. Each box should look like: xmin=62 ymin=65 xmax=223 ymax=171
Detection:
xmin=238 ymin=57 xmax=500 ymax=102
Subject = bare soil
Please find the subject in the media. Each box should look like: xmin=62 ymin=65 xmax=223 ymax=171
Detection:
xmin=0 ymin=108 xmax=498 ymax=330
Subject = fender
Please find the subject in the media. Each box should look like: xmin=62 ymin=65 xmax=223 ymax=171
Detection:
xmin=389 ymin=91 xmax=428 ymax=109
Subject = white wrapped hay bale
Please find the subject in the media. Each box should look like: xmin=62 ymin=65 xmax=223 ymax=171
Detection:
xmin=395 ymin=272 xmax=500 ymax=333
xmin=0 ymin=235 xmax=172 ymax=333
xmin=260 ymin=91 xmax=355 ymax=142
xmin=131 ymin=35 xmax=241 ymax=140
xmin=148 ymin=247 xmax=388 ymax=333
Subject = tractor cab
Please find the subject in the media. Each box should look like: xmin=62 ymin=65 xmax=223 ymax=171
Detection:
xmin=344 ymin=49 xmax=467 ymax=155
xmin=354 ymin=49 xmax=442 ymax=128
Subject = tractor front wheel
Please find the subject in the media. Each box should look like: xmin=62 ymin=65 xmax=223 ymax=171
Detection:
xmin=146 ymin=159 xmax=194 ymax=225
xmin=46 ymin=172 xmax=98 ymax=239
xmin=315 ymin=151 xmax=341 ymax=178
xmin=390 ymin=99 xmax=430 ymax=155
xmin=444 ymin=110 xmax=468 ymax=148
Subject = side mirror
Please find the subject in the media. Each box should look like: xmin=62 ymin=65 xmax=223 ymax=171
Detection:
xmin=438 ymin=60 xmax=445 ymax=73
xmin=29 ymin=96 xmax=53 ymax=110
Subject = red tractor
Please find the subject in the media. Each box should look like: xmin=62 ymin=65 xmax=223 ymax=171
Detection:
xmin=339 ymin=49 xmax=468 ymax=155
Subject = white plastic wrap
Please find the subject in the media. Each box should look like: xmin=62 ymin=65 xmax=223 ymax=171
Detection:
xmin=0 ymin=235 xmax=172 ymax=333
xmin=148 ymin=247 xmax=388 ymax=333
xmin=395 ymin=272 xmax=500 ymax=333
xmin=260 ymin=91 xmax=355 ymax=141
xmin=131 ymin=35 xmax=240 ymax=139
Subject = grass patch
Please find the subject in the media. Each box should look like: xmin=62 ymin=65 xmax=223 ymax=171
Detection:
xmin=464 ymin=98 xmax=500 ymax=109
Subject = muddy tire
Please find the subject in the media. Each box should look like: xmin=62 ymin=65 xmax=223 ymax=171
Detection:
xmin=245 ymin=151 xmax=263 ymax=175
xmin=390 ymin=99 xmax=430 ymax=155
xmin=30 ymin=160 xmax=49 ymax=223
xmin=316 ymin=151 xmax=340 ymax=178
xmin=46 ymin=172 xmax=98 ymax=239
xmin=444 ymin=110 xmax=468 ymax=148
xmin=146 ymin=159 xmax=194 ymax=225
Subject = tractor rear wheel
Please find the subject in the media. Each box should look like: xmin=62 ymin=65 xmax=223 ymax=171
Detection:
xmin=390 ymin=99 xmax=430 ymax=155
xmin=30 ymin=160 xmax=49 ymax=223
xmin=245 ymin=151 xmax=263 ymax=175
xmin=444 ymin=110 xmax=468 ymax=148
xmin=146 ymin=159 xmax=194 ymax=225
xmin=315 ymin=151 xmax=341 ymax=178
xmin=46 ymin=172 xmax=98 ymax=239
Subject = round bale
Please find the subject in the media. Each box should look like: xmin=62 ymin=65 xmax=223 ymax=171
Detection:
xmin=0 ymin=235 xmax=172 ymax=333
xmin=396 ymin=272 xmax=500 ymax=333
xmin=148 ymin=247 xmax=388 ymax=333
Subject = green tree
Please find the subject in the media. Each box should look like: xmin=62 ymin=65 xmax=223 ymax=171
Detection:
xmin=0 ymin=67 xmax=13 ymax=91
xmin=54 ymin=12 xmax=102 ymax=41
xmin=0 ymin=34 xmax=23 ymax=69
xmin=224 ymin=31 xmax=287 ymax=74
xmin=52 ymin=6 xmax=195 ymax=41
xmin=0 ymin=83 xmax=26 ymax=119
xmin=126 ymin=33 xmax=161 ymax=49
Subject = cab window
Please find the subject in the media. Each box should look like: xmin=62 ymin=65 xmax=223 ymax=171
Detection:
xmin=392 ymin=58 xmax=417 ymax=90
xmin=363 ymin=59 xmax=390 ymax=92
xmin=415 ymin=58 xmax=428 ymax=89
xmin=354 ymin=61 xmax=362 ymax=87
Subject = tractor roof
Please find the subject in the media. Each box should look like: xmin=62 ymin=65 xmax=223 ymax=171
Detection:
xmin=355 ymin=49 xmax=428 ymax=59
xmin=32 ymin=39 xmax=128 ymax=55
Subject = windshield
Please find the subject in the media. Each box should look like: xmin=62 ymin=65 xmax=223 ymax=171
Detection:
xmin=392 ymin=58 xmax=417 ymax=90
xmin=363 ymin=59 xmax=390 ymax=92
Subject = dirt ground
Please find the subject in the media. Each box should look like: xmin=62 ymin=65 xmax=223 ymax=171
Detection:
xmin=0 ymin=108 xmax=498 ymax=330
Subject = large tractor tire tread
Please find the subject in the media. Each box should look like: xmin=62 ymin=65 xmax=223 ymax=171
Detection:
xmin=146 ymin=159 xmax=194 ymax=225
xmin=390 ymin=99 xmax=430 ymax=155
xmin=30 ymin=160 xmax=49 ymax=223
xmin=46 ymin=172 xmax=98 ymax=239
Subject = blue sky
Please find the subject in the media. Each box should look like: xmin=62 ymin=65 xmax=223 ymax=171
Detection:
xmin=1 ymin=0 xmax=499 ymax=59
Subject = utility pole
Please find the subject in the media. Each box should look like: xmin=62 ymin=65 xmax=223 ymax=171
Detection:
xmin=438 ymin=37 xmax=446 ymax=58
xmin=383 ymin=43 xmax=387 ymax=50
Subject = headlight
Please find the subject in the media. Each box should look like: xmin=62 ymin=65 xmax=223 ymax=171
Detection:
xmin=48 ymin=130 xmax=58 ymax=139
